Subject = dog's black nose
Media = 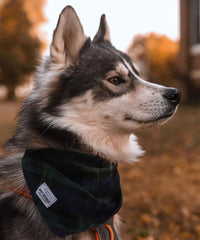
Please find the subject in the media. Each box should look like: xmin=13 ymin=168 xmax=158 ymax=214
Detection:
xmin=163 ymin=88 xmax=181 ymax=105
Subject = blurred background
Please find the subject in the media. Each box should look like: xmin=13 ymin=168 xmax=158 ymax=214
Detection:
xmin=0 ymin=0 xmax=200 ymax=239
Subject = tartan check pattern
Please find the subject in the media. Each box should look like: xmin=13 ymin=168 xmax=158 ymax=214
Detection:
xmin=22 ymin=149 xmax=122 ymax=237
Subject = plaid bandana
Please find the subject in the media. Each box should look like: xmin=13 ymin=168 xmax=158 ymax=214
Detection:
xmin=22 ymin=149 xmax=122 ymax=238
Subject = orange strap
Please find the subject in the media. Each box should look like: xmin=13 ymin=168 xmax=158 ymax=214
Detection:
xmin=105 ymin=224 xmax=114 ymax=240
xmin=9 ymin=185 xmax=32 ymax=199
xmin=91 ymin=217 xmax=116 ymax=240
xmin=91 ymin=227 xmax=101 ymax=240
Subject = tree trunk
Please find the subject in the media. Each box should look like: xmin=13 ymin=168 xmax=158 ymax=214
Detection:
xmin=181 ymin=74 xmax=200 ymax=103
xmin=6 ymin=85 xmax=16 ymax=101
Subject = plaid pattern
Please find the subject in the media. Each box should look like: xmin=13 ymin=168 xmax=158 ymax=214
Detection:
xmin=22 ymin=149 xmax=122 ymax=238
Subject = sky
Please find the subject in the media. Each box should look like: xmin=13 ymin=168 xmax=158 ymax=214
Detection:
xmin=41 ymin=0 xmax=179 ymax=53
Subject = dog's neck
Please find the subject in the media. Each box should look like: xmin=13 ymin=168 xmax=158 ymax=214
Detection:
xmin=7 ymin=120 xmax=144 ymax=163
xmin=7 ymin=125 xmax=143 ymax=163
xmin=64 ymin=123 xmax=144 ymax=162
xmin=7 ymin=104 xmax=144 ymax=162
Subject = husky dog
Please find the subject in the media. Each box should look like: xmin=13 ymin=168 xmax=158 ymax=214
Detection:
xmin=0 ymin=6 xmax=181 ymax=240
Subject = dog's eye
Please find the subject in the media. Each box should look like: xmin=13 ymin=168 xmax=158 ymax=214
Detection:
xmin=107 ymin=76 xmax=123 ymax=85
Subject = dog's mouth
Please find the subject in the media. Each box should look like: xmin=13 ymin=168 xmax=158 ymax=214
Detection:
xmin=124 ymin=111 xmax=175 ymax=124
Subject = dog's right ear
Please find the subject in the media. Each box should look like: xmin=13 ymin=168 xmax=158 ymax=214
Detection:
xmin=50 ymin=6 xmax=87 ymax=65
xmin=93 ymin=14 xmax=111 ymax=44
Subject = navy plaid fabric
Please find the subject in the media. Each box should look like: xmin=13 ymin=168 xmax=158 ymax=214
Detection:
xmin=22 ymin=149 xmax=122 ymax=237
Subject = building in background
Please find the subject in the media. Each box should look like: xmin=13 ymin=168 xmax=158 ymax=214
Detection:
xmin=179 ymin=0 xmax=200 ymax=100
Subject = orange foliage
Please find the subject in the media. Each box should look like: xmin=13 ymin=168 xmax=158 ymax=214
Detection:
xmin=0 ymin=0 xmax=46 ymax=99
xmin=127 ymin=33 xmax=179 ymax=86
xmin=0 ymin=0 xmax=46 ymax=35
xmin=24 ymin=0 xmax=46 ymax=26
xmin=23 ymin=0 xmax=47 ymax=36
xmin=146 ymin=33 xmax=179 ymax=83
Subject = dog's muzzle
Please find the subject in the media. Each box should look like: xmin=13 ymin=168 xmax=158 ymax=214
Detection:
xmin=163 ymin=88 xmax=181 ymax=106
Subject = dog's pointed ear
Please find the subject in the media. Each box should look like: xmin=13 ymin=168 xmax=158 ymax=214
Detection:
xmin=50 ymin=6 xmax=87 ymax=65
xmin=93 ymin=14 xmax=111 ymax=44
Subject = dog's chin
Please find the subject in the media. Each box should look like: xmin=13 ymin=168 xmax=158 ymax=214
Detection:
xmin=141 ymin=111 xmax=175 ymax=125
xmin=125 ymin=110 xmax=176 ymax=130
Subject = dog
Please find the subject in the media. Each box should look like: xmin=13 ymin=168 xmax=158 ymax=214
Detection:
xmin=0 ymin=6 xmax=181 ymax=240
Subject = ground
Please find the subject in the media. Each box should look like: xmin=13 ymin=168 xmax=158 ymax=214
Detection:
xmin=0 ymin=101 xmax=200 ymax=240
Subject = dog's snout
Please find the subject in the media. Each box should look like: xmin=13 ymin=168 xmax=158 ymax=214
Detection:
xmin=163 ymin=88 xmax=181 ymax=105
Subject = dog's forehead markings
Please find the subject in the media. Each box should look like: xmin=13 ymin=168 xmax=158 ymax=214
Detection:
xmin=115 ymin=62 xmax=129 ymax=75
xmin=122 ymin=59 xmax=140 ymax=80
xmin=111 ymin=51 xmax=142 ymax=82
xmin=119 ymin=57 xmax=164 ymax=90
xmin=112 ymin=50 xmax=140 ymax=80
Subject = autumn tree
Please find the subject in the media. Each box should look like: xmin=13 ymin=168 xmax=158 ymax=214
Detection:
xmin=0 ymin=0 xmax=46 ymax=100
xmin=127 ymin=33 xmax=179 ymax=87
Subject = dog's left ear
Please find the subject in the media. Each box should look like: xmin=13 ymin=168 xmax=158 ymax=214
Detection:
xmin=50 ymin=6 xmax=87 ymax=65
xmin=93 ymin=14 xmax=111 ymax=44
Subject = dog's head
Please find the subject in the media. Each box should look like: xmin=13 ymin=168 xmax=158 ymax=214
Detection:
xmin=27 ymin=6 xmax=181 ymax=161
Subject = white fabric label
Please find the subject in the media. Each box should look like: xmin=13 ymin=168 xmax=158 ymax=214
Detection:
xmin=36 ymin=182 xmax=57 ymax=208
